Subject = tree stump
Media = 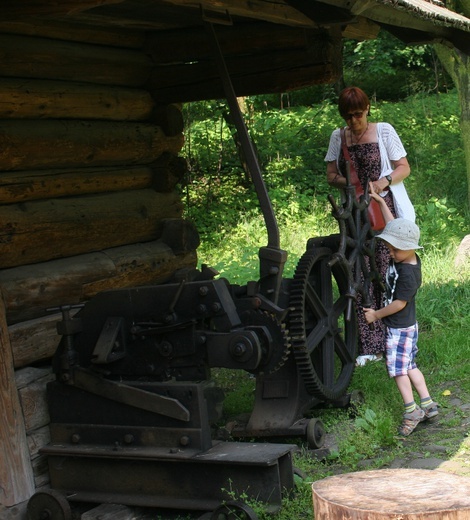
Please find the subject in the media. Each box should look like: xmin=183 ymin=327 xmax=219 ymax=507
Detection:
xmin=312 ymin=469 xmax=470 ymax=519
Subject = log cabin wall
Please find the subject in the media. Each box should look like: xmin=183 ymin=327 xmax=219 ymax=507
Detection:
xmin=0 ymin=23 xmax=199 ymax=507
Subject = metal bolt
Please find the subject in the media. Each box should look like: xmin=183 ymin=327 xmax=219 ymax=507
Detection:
xmin=180 ymin=436 xmax=190 ymax=446
xmin=199 ymin=286 xmax=209 ymax=296
xmin=232 ymin=343 xmax=246 ymax=357
xmin=123 ymin=434 xmax=134 ymax=444
xmin=71 ymin=434 xmax=80 ymax=443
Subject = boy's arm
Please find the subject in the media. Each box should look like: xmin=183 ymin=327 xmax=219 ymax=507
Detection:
xmin=369 ymin=182 xmax=394 ymax=223
xmin=364 ymin=299 xmax=407 ymax=324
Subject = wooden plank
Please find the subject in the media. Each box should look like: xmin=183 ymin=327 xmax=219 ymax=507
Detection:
xmin=0 ymin=120 xmax=184 ymax=171
xmin=312 ymin=469 xmax=470 ymax=518
xmin=0 ymin=33 xmax=152 ymax=87
xmin=151 ymin=59 xmax=341 ymax=103
xmin=81 ymin=504 xmax=137 ymax=520
xmin=343 ymin=16 xmax=380 ymax=40
xmin=17 ymin=372 xmax=55 ymax=432
xmin=0 ymin=78 xmax=155 ymax=120
xmin=144 ymin=22 xmax=333 ymax=64
xmin=150 ymin=40 xmax=339 ymax=88
xmin=0 ymin=189 xmax=183 ymax=269
xmin=148 ymin=30 xmax=342 ymax=102
xmin=27 ymin=426 xmax=51 ymax=459
xmin=1 ymin=237 xmax=198 ymax=325
xmin=32 ymin=455 xmax=50 ymax=489
xmin=0 ymin=166 xmax=154 ymax=204
xmin=0 ymin=291 xmax=35 ymax=506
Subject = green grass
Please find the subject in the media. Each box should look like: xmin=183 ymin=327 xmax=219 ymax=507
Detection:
xmin=199 ymin=214 xmax=469 ymax=518
xmin=181 ymin=90 xmax=469 ymax=519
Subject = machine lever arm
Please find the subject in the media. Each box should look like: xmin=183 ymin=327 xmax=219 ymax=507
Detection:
xmin=72 ymin=367 xmax=190 ymax=422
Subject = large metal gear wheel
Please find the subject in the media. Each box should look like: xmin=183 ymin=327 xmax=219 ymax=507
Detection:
xmin=288 ymin=246 xmax=357 ymax=400
xmin=239 ymin=309 xmax=290 ymax=375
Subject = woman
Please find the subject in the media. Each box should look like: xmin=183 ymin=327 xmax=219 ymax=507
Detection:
xmin=324 ymin=86 xmax=415 ymax=365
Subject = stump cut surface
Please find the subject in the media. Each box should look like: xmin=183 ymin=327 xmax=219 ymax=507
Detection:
xmin=312 ymin=469 xmax=470 ymax=518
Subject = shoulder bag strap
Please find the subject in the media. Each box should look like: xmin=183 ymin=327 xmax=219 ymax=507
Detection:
xmin=340 ymin=127 xmax=361 ymax=190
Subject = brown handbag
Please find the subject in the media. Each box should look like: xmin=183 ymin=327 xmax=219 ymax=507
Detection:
xmin=340 ymin=128 xmax=386 ymax=232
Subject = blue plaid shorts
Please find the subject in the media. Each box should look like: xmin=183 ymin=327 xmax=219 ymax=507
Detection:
xmin=386 ymin=323 xmax=419 ymax=377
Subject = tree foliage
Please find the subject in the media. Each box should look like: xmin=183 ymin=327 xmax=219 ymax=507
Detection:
xmin=182 ymin=91 xmax=467 ymax=250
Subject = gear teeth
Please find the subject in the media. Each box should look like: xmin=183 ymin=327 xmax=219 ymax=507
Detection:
xmin=288 ymin=247 xmax=355 ymax=399
xmin=240 ymin=309 xmax=291 ymax=375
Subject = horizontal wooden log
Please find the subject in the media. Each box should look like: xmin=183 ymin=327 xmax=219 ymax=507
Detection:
xmin=0 ymin=33 xmax=152 ymax=87
xmin=9 ymin=313 xmax=74 ymax=368
xmin=0 ymin=189 xmax=183 ymax=268
xmin=148 ymin=37 xmax=342 ymax=103
xmin=1 ymin=234 xmax=199 ymax=325
xmin=0 ymin=78 xmax=155 ymax=120
xmin=0 ymin=120 xmax=184 ymax=171
xmin=0 ymin=166 xmax=155 ymax=204
xmin=0 ymin=19 xmax=144 ymax=48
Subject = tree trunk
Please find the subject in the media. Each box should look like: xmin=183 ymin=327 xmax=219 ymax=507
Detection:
xmin=434 ymin=0 xmax=470 ymax=206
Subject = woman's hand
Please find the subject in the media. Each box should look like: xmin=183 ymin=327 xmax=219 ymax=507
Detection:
xmin=368 ymin=183 xmax=382 ymax=202
xmin=369 ymin=177 xmax=389 ymax=194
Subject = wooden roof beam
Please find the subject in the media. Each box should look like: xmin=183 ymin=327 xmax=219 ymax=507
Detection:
xmin=161 ymin=0 xmax=317 ymax=28
xmin=0 ymin=0 xmax=126 ymax=18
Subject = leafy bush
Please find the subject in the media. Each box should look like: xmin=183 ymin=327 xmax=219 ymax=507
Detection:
xmin=183 ymin=90 xmax=467 ymax=252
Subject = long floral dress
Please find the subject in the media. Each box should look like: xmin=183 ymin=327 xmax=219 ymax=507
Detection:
xmin=339 ymin=142 xmax=397 ymax=356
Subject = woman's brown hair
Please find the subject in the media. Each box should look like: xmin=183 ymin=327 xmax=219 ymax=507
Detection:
xmin=338 ymin=87 xmax=370 ymax=117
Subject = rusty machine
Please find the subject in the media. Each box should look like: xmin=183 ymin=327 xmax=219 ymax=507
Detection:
xmin=27 ymin=21 xmax=381 ymax=520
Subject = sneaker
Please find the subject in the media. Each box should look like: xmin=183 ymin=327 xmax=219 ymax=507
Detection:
xmin=397 ymin=406 xmax=425 ymax=437
xmin=422 ymin=402 xmax=439 ymax=420
xmin=355 ymin=354 xmax=383 ymax=366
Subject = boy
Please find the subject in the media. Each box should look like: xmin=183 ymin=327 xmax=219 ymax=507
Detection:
xmin=364 ymin=189 xmax=438 ymax=436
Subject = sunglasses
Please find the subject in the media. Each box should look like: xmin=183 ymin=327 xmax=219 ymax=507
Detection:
xmin=343 ymin=110 xmax=365 ymax=120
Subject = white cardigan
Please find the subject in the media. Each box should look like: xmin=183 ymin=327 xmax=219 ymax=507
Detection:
xmin=324 ymin=122 xmax=415 ymax=222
